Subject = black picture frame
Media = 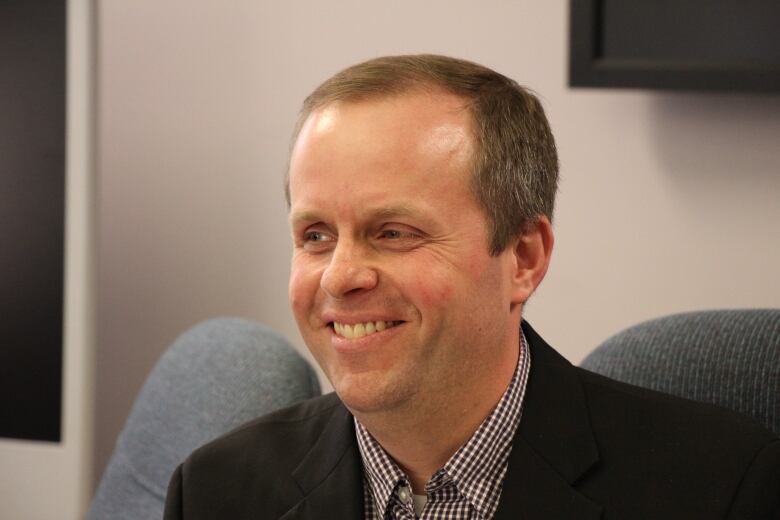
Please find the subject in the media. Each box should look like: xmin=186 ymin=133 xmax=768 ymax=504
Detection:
xmin=0 ymin=0 xmax=65 ymax=442
xmin=569 ymin=0 xmax=780 ymax=92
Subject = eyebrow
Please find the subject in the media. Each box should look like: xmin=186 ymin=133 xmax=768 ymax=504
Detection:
xmin=368 ymin=204 xmax=421 ymax=220
xmin=289 ymin=210 xmax=321 ymax=226
xmin=289 ymin=204 xmax=424 ymax=226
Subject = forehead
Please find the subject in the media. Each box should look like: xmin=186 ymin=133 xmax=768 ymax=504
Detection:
xmin=288 ymin=91 xmax=477 ymax=211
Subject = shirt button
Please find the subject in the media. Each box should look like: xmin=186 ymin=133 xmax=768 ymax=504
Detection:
xmin=398 ymin=486 xmax=411 ymax=504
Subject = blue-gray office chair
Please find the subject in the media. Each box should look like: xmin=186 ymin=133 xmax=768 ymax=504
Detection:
xmin=580 ymin=309 xmax=780 ymax=436
xmin=88 ymin=318 xmax=321 ymax=520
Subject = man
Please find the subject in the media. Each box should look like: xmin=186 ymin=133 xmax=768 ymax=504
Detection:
xmin=164 ymin=55 xmax=780 ymax=519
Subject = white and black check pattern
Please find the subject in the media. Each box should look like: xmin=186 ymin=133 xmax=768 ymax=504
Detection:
xmin=356 ymin=333 xmax=531 ymax=519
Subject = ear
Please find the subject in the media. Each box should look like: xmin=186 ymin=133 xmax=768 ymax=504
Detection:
xmin=508 ymin=216 xmax=554 ymax=306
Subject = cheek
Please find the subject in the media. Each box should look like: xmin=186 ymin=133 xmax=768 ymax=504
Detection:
xmin=288 ymin=260 xmax=319 ymax=315
xmin=412 ymin=277 xmax=454 ymax=307
xmin=404 ymin=247 xmax=497 ymax=306
xmin=407 ymin=252 xmax=504 ymax=312
xmin=403 ymin=263 xmax=460 ymax=308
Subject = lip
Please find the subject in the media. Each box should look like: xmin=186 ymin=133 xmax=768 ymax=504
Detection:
xmin=321 ymin=312 xmax=402 ymax=326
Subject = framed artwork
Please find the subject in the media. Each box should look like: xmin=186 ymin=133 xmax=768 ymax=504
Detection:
xmin=570 ymin=0 xmax=780 ymax=91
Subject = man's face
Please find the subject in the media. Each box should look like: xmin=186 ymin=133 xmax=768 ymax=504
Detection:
xmin=288 ymin=90 xmax=521 ymax=416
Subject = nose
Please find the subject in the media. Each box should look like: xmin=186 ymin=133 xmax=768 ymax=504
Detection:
xmin=320 ymin=240 xmax=378 ymax=298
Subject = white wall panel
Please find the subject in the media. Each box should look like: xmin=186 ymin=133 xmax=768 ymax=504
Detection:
xmin=0 ymin=1 xmax=96 ymax=518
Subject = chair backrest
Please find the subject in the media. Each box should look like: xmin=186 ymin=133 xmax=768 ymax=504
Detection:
xmin=580 ymin=309 xmax=780 ymax=436
xmin=88 ymin=318 xmax=321 ymax=520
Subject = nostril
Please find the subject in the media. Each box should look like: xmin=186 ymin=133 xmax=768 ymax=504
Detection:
xmin=321 ymin=262 xmax=379 ymax=298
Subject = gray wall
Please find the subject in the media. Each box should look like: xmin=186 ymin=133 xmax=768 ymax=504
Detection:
xmin=95 ymin=0 xmax=780 ymax=485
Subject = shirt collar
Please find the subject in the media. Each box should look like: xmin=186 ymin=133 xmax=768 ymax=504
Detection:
xmin=355 ymin=331 xmax=531 ymax=517
xmin=356 ymin=418 xmax=408 ymax=515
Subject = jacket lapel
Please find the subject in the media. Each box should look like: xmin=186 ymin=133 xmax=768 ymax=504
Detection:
xmin=494 ymin=322 xmax=603 ymax=519
xmin=281 ymin=404 xmax=364 ymax=520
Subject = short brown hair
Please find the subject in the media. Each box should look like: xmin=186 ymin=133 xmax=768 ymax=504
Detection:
xmin=286 ymin=54 xmax=558 ymax=255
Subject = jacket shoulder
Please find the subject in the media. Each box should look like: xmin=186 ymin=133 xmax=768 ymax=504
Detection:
xmin=187 ymin=392 xmax=342 ymax=467
xmin=575 ymin=367 xmax=780 ymax=516
xmin=173 ymin=393 xmax=346 ymax=518
xmin=577 ymin=366 xmax=777 ymax=446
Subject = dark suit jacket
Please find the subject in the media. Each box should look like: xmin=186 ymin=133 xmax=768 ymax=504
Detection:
xmin=164 ymin=322 xmax=780 ymax=519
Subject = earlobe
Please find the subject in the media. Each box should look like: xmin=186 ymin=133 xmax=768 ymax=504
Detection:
xmin=509 ymin=216 xmax=554 ymax=305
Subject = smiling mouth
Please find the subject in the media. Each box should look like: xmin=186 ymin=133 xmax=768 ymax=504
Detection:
xmin=331 ymin=320 xmax=403 ymax=339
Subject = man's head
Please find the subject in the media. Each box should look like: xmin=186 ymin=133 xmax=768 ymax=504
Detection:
xmin=286 ymin=55 xmax=555 ymax=418
xmin=286 ymin=54 xmax=558 ymax=255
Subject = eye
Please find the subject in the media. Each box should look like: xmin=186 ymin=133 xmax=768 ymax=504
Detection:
xmin=298 ymin=228 xmax=336 ymax=252
xmin=374 ymin=225 xmax=425 ymax=251
xmin=379 ymin=229 xmax=403 ymax=239
xmin=304 ymin=230 xmax=332 ymax=242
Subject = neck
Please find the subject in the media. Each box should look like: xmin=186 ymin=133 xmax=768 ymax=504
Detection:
xmin=354 ymin=342 xmax=520 ymax=494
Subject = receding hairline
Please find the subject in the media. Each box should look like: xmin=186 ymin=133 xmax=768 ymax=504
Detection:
xmin=286 ymin=83 xmax=482 ymax=208
xmin=293 ymin=81 xmax=477 ymax=143
xmin=300 ymin=54 xmax=495 ymax=107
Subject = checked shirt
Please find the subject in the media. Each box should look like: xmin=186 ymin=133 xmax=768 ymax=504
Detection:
xmin=356 ymin=333 xmax=531 ymax=519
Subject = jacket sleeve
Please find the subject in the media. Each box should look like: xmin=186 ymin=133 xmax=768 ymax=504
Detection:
xmin=164 ymin=464 xmax=184 ymax=520
xmin=726 ymin=439 xmax=780 ymax=519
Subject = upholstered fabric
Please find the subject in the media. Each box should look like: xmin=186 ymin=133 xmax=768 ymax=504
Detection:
xmin=88 ymin=318 xmax=321 ymax=520
xmin=580 ymin=309 xmax=780 ymax=436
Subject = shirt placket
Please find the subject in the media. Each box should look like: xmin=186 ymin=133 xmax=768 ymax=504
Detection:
xmin=388 ymin=480 xmax=417 ymax=520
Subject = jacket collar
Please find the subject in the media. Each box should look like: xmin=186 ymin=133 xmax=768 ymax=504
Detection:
xmin=493 ymin=321 xmax=602 ymax=519
xmin=281 ymin=400 xmax=364 ymax=519
xmin=283 ymin=321 xmax=602 ymax=519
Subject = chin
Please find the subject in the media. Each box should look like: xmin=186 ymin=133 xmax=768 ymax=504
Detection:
xmin=332 ymin=371 xmax=412 ymax=416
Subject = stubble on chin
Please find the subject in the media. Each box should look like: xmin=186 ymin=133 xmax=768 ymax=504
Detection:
xmin=334 ymin=369 xmax=417 ymax=418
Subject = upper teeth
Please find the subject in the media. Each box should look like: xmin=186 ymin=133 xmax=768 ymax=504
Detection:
xmin=333 ymin=321 xmax=398 ymax=339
